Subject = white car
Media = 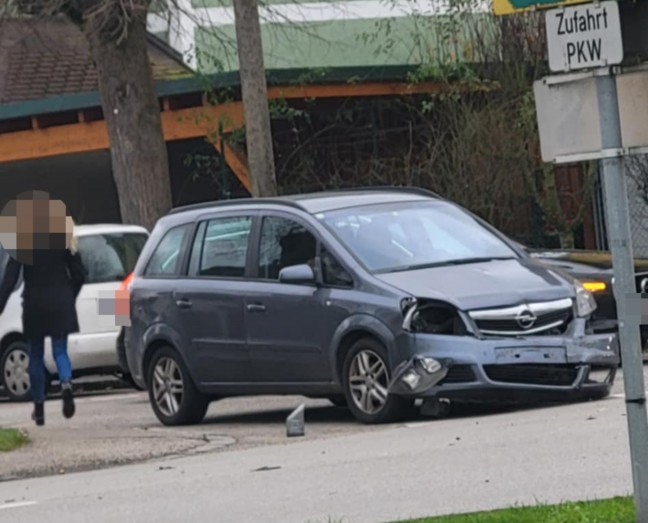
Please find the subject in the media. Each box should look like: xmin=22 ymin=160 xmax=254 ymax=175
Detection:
xmin=0 ymin=224 xmax=149 ymax=401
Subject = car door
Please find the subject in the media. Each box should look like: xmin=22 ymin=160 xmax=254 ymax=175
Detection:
xmin=245 ymin=212 xmax=331 ymax=383
xmin=65 ymin=231 xmax=149 ymax=369
xmin=172 ymin=213 xmax=254 ymax=385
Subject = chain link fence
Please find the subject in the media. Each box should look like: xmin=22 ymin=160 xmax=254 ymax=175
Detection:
xmin=591 ymin=155 xmax=648 ymax=258
xmin=625 ymin=155 xmax=648 ymax=258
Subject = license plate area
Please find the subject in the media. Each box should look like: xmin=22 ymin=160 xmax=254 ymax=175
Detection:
xmin=495 ymin=346 xmax=567 ymax=364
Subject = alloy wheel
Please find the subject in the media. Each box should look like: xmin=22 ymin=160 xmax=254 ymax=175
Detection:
xmin=348 ymin=349 xmax=389 ymax=415
xmin=3 ymin=347 xmax=30 ymax=397
xmin=152 ymin=357 xmax=184 ymax=417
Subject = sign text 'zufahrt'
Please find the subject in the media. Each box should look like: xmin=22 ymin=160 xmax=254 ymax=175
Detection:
xmin=546 ymin=1 xmax=623 ymax=72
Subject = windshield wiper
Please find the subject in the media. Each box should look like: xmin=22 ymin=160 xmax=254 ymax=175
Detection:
xmin=376 ymin=256 xmax=516 ymax=274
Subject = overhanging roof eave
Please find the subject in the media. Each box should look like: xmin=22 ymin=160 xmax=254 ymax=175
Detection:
xmin=0 ymin=63 xmax=499 ymax=121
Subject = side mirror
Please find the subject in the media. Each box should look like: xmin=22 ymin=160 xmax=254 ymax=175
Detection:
xmin=278 ymin=264 xmax=316 ymax=285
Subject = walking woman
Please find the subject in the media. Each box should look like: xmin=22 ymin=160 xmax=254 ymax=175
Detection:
xmin=0 ymin=192 xmax=85 ymax=426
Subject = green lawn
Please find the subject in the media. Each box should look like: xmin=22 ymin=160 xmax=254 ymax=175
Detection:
xmin=399 ymin=497 xmax=634 ymax=523
xmin=0 ymin=428 xmax=28 ymax=452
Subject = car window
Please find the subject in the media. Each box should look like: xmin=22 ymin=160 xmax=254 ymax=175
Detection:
xmin=258 ymin=216 xmax=317 ymax=280
xmin=77 ymin=233 xmax=148 ymax=284
xmin=189 ymin=216 xmax=252 ymax=278
xmin=321 ymin=245 xmax=353 ymax=287
xmin=144 ymin=224 xmax=190 ymax=277
xmin=188 ymin=221 xmax=207 ymax=277
xmin=321 ymin=200 xmax=517 ymax=273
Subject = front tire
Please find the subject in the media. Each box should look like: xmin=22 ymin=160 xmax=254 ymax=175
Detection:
xmin=342 ymin=337 xmax=414 ymax=424
xmin=2 ymin=340 xmax=31 ymax=402
xmin=147 ymin=346 xmax=209 ymax=426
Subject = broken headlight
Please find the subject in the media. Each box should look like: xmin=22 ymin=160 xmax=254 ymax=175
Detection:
xmin=401 ymin=298 xmax=467 ymax=335
xmin=575 ymin=282 xmax=597 ymax=318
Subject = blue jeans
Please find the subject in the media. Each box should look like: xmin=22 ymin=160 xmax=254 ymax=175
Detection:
xmin=29 ymin=337 xmax=72 ymax=403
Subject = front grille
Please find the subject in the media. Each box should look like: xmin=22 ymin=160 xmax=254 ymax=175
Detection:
xmin=439 ymin=365 xmax=476 ymax=384
xmin=469 ymin=298 xmax=573 ymax=336
xmin=476 ymin=309 xmax=571 ymax=334
xmin=483 ymin=364 xmax=579 ymax=386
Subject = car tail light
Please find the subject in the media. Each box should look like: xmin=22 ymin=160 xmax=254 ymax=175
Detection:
xmin=120 ymin=272 xmax=134 ymax=292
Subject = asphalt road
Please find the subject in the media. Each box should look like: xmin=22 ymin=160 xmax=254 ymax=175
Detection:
xmin=0 ymin=384 xmax=378 ymax=480
xmin=0 ymin=370 xmax=644 ymax=523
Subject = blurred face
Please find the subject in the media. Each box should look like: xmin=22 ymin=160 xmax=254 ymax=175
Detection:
xmin=0 ymin=191 xmax=73 ymax=265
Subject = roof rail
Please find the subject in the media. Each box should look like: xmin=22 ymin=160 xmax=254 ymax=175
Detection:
xmin=326 ymin=185 xmax=443 ymax=199
xmin=166 ymin=185 xmax=443 ymax=217
xmin=166 ymin=196 xmax=304 ymax=216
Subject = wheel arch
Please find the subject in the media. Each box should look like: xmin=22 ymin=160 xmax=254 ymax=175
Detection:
xmin=330 ymin=315 xmax=397 ymax=385
xmin=141 ymin=338 xmax=188 ymax=388
xmin=139 ymin=321 xmax=191 ymax=388
xmin=0 ymin=332 xmax=27 ymax=356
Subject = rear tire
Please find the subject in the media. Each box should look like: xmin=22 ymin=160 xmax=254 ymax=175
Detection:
xmin=1 ymin=340 xmax=31 ymax=402
xmin=342 ymin=337 xmax=414 ymax=424
xmin=146 ymin=346 xmax=209 ymax=426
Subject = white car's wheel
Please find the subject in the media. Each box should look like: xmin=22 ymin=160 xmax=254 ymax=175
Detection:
xmin=2 ymin=340 xmax=31 ymax=402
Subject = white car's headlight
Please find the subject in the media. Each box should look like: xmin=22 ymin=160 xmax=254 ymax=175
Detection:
xmin=575 ymin=282 xmax=597 ymax=317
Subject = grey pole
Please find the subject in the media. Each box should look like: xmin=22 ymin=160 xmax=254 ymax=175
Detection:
xmin=596 ymin=69 xmax=648 ymax=522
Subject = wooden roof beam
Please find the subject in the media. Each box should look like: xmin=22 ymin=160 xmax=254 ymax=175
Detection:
xmin=0 ymin=103 xmax=244 ymax=163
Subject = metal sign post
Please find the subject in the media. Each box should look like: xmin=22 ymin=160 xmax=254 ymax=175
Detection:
xmin=595 ymin=68 xmax=648 ymax=522
xmin=499 ymin=0 xmax=648 ymax=515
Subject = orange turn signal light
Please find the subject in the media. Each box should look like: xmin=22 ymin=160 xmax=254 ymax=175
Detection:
xmin=582 ymin=281 xmax=607 ymax=293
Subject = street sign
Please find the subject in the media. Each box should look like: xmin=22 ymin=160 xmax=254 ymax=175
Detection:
xmin=546 ymin=1 xmax=623 ymax=72
xmin=617 ymin=68 xmax=648 ymax=147
xmin=493 ymin=0 xmax=589 ymax=17
xmin=534 ymin=73 xmax=601 ymax=162
xmin=533 ymin=65 xmax=648 ymax=163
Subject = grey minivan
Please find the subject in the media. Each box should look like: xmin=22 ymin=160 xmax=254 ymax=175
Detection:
xmin=125 ymin=188 xmax=620 ymax=425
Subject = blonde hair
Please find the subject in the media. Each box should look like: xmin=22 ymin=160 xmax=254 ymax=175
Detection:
xmin=66 ymin=216 xmax=78 ymax=254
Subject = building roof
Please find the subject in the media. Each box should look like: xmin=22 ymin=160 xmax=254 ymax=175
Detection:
xmin=0 ymin=16 xmax=192 ymax=105
xmin=0 ymin=63 xmax=428 ymax=121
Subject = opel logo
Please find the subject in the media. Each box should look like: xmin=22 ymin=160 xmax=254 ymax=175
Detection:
xmin=641 ymin=277 xmax=648 ymax=294
xmin=516 ymin=309 xmax=537 ymax=329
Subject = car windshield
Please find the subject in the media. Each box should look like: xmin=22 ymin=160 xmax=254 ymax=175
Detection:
xmin=319 ymin=200 xmax=517 ymax=273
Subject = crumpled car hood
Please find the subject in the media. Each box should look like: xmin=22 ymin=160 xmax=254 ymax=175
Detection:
xmin=375 ymin=258 xmax=575 ymax=311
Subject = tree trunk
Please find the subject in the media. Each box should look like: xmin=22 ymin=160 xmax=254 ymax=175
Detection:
xmin=232 ymin=0 xmax=278 ymax=197
xmin=85 ymin=14 xmax=172 ymax=231
xmin=558 ymin=230 xmax=575 ymax=249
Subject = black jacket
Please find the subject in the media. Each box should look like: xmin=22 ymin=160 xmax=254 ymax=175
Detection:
xmin=0 ymin=249 xmax=86 ymax=341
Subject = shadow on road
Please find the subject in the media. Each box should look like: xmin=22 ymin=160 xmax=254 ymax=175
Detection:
xmin=199 ymin=400 xmax=567 ymax=427
xmin=204 ymin=404 xmax=358 ymax=425
xmin=0 ymin=378 xmax=136 ymax=403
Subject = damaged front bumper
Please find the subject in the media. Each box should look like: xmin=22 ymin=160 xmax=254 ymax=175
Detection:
xmin=388 ymin=329 xmax=619 ymax=403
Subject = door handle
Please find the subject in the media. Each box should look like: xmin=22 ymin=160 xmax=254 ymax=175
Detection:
xmin=246 ymin=303 xmax=267 ymax=313
xmin=175 ymin=299 xmax=193 ymax=309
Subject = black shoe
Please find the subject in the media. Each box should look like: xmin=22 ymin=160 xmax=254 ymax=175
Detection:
xmin=32 ymin=402 xmax=44 ymax=426
xmin=62 ymin=382 xmax=75 ymax=419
